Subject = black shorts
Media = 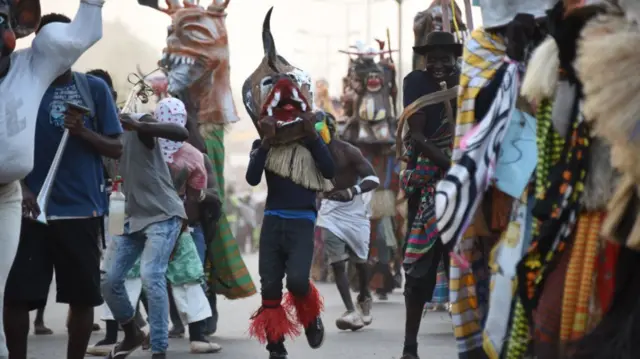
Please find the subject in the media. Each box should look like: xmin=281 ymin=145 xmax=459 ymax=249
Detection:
xmin=5 ymin=217 xmax=104 ymax=310
xmin=403 ymin=235 xmax=450 ymax=304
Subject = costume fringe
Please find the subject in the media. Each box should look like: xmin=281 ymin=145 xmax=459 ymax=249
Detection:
xmin=248 ymin=299 xmax=300 ymax=344
xmin=578 ymin=13 xmax=640 ymax=180
xmin=560 ymin=212 xmax=602 ymax=343
xmin=283 ymin=282 xmax=324 ymax=328
xmin=521 ymin=36 xmax=559 ymax=103
xmin=572 ymin=247 xmax=640 ymax=359
xmin=265 ymin=143 xmax=333 ymax=192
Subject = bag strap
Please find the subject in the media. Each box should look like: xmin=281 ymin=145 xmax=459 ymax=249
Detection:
xmin=72 ymin=72 xmax=96 ymax=120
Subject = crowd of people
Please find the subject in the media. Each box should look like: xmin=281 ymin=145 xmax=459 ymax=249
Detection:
xmin=2 ymin=1 xmax=640 ymax=359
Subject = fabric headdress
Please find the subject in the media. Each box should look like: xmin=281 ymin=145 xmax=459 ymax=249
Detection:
xmin=154 ymin=97 xmax=187 ymax=163
xmin=477 ymin=0 xmax=555 ymax=29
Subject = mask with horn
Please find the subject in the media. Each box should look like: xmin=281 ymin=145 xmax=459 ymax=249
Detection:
xmin=241 ymin=8 xmax=332 ymax=192
xmin=242 ymin=7 xmax=314 ymax=146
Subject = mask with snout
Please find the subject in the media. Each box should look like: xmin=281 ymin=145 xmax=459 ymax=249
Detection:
xmin=242 ymin=7 xmax=314 ymax=146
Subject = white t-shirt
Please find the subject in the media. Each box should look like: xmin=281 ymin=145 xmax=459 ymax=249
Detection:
xmin=0 ymin=2 xmax=103 ymax=184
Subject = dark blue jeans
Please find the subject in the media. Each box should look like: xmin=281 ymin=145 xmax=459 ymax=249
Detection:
xmin=259 ymin=215 xmax=315 ymax=301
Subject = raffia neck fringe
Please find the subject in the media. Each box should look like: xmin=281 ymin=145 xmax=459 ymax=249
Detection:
xmin=265 ymin=143 xmax=333 ymax=192
xmin=521 ymin=36 xmax=559 ymax=103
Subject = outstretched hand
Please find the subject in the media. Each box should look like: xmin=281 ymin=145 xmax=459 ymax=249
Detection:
xmin=119 ymin=113 xmax=142 ymax=131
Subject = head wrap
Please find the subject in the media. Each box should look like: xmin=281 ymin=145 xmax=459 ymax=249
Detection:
xmin=478 ymin=0 xmax=555 ymax=29
xmin=154 ymin=97 xmax=187 ymax=163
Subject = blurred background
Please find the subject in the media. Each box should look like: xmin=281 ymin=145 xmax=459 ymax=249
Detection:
xmin=16 ymin=0 xmax=482 ymax=194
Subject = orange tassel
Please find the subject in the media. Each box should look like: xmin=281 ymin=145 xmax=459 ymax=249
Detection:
xmin=248 ymin=300 xmax=300 ymax=344
xmin=284 ymin=282 xmax=324 ymax=327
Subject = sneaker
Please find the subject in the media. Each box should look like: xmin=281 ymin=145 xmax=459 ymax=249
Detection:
xmin=267 ymin=342 xmax=287 ymax=359
xmin=400 ymin=354 xmax=419 ymax=359
xmin=168 ymin=325 xmax=185 ymax=338
xmin=151 ymin=353 xmax=166 ymax=359
xmin=189 ymin=340 xmax=222 ymax=353
xmin=105 ymin=327 xmax=145 ymax=359
xmin=377 ymin=292 xmax=388 ymax=301
xmin=33 ymin=323 xmax=53 ymax=335
xmin=86 ymin=339 xmax=116 ymax=356
xmin=304 ymin=317 xmax=325 ymax=349
xmin=269 ymin=351 xmax=288 ymax=359
xmin=92 ymin=323 xmax=101 ymax=331
xmin=356 ymin=296 xmax=373 ymax=326
xmin=335 ymin=311 xmax=364 ymax=331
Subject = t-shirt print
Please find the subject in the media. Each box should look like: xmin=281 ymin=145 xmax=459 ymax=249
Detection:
xmin=48 ymin=84 xmax=84 ymax=130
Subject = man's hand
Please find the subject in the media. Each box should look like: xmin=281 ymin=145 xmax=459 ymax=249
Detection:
xmin=259 ymin=116 xmax=276 ymax=138
xmin=327 ymin=188 xmax=354 ymax=202
xmin=21 ymin=184 xmax=40 ymax=219
xmin=120 ymin=113 xmax=142 ymax=131
xmin=301 ymin=112 xmax=318 ymax=138
xmin=63 ymin=109 xmax=88 ymax=136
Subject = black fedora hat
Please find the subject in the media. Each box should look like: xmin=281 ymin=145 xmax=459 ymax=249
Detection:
xmin=413 ymin=31 xmax=462 ymax=57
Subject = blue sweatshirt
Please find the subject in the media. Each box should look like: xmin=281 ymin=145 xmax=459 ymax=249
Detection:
xmin=245 ymin=136 xmax=335 ymax=214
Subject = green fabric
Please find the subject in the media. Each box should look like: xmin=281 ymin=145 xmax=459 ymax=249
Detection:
xmin=124 ymin=233 xmax=203 ymax=285
xmin=167 ymin=232 xmax=205 ymax=285
xmin=204 ymin=127 xmax=257 ymax=299
xmin=127 ymin=261 xmax=140 ymax=279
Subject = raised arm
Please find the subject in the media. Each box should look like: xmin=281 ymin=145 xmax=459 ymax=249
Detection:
xmin=246 ymin=139 xmax=268 ymax=186
xmin=349 ymin=145 xmax=380 ymax=194
xmin=120 ymin=113 xmax=189 ymax=150
xmin=31 ymin=0 xmax=104 ymax=83
xmin=67 ymin=77 xmax=123 ymax=159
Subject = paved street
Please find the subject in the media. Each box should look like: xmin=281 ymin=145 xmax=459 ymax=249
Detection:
xmin=28 ymin=253 xmax=456 ymax=358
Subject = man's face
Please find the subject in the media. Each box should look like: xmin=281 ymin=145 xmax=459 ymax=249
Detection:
xmin=425 ymin=48 xmax=455 ymax=79
xmin=0 ymin=1 xmax=16 ymax=59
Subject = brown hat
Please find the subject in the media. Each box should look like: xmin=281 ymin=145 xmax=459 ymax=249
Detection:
xmin=9 ymin=0 xmax=41 ymax=39
xmin=412 ymin=31 xmax=462 ymax=57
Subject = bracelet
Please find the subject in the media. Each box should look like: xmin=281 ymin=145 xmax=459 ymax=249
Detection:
xmin=81 ymin=0 xmax=105 ymax=7
xmin=198 ymin=190 xmax=206 ymax=202
xmin=353 ymin=185 xmax=362 ymax=195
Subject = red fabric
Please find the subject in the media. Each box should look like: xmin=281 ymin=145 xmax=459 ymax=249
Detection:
xmin=284 ymin=282 xmax=324 ymax=327
xmin=248 ymin=300 xmax=300 ymax=343
xmin=597 ymin=241 xmax=620 ymax=312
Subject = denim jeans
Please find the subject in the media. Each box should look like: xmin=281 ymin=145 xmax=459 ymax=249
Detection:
xmin=191 ymin=225 xmax=206 ymax=265
xmin=101 ymin=216 xmax=182 ymax=353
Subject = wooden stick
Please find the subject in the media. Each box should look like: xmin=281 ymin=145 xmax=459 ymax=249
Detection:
xmin=442 ymin=0 xmax=451 ymax=33
xmin=463 ymin=0 xmax=474 ymax=31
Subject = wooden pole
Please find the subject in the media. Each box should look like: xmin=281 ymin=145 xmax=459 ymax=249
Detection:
xmin=463 ymin=0 xmax=474 ymax=30
xmin=442 ymin=0 xmax=451 ymax=33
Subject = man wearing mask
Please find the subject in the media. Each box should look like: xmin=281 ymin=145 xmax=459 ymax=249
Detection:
xmin=0 ymin=1 xmax=104 ymax=358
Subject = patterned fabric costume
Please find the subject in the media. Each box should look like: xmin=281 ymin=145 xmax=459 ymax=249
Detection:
xmin=434 ymin=27 xmax=508 ymax=357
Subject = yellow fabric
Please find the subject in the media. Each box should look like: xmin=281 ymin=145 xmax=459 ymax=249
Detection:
xmin=560 ymin=211 xmax=603 ymax=341
xmin=453 ymin=28 xmax=506 ymax=158
xmin=447 ymin=28 xmax=506 ymax=356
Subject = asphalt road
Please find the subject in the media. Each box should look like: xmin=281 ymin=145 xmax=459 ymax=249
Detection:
xmin=26 ymin=253 xmax=456 ymax=358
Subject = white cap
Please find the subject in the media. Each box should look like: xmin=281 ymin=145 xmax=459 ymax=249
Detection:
xmin=479 ymin=0 xmax=556 ymax=29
